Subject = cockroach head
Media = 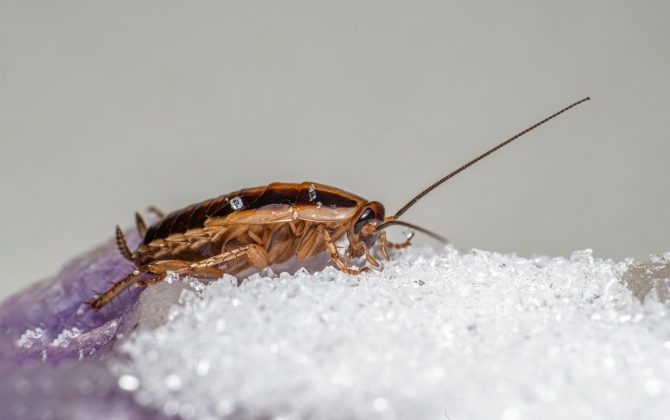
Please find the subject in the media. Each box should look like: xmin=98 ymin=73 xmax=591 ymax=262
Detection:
xmin=349 ymin=201 xmax=386 ymax=248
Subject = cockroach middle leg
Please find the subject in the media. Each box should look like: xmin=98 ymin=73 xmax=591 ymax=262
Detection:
xmin=115 ymin=225 xmax=133 ymax=261
xmin=317 ymin=225 xmax=372 ymax=275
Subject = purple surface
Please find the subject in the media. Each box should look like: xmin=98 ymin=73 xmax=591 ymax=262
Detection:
xmin=0 ymin=230 xmax=142 ymax=363
xmin=0 ymin=361 xmax=161 ymax=420
xmin=0 ymin=231 xmax=165 ymax=420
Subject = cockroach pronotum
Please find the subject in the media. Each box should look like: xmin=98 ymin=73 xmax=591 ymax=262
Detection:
xmin=86 ymin=97 xmax=590 ymax=309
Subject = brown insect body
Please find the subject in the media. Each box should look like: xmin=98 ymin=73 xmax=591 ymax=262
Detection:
xmin=136 ymin=182 xmax=375 ymax=268
xmin=89 ymin=97 xmax=590 ymax=309
xmin=93 ymin=182 xmax=390 ymax=308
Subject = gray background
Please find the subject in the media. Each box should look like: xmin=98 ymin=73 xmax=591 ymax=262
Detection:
xmin=1 ymin=1 xmax=669 ymax=300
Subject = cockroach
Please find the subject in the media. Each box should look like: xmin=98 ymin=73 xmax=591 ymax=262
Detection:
xmin=86 ymin=97 xmax=590 ymax=309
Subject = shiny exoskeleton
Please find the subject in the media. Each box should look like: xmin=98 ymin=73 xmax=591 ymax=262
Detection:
xmin=87 ymin=97 xmax=590 ymax=309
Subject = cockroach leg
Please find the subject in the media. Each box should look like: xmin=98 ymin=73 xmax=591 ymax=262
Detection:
xmin=135 ymin=212 xmax=147 ymax=237
xmin=85 ymin=268 xmax=150 ymax=309
xmin=318 ymin=225 xmax=371 ymax=275
xmin=145 ymin=259 xmax=224 ymax=279
xmin=146 ymin=246 xmax=269 ymax=279
xmin=194 ymin=244 xmax=270 ymax=271
xmin=379 ymin=233 xmax=391 ymax=261
xmin=89 ymin=246 xmax=273 ymax=309
xmin=288 ymin=221 xmax=306 ymax=237
xmin=147 ymin=206 xmax=165 ymax=219
xmin=366 ymin=251 xmax=381 ymax=268
xmin=248 ymin=229 xmax=264 ymax=245
xmin=115 ymin=225 xmax=134 ymax=261
xmin=288 ymin=222 xmax=298 ymax=235
xmin=136 ymin=277 xmax=166 ymax=288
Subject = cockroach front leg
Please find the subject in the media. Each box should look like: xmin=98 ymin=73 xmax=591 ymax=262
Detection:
xmin=317 ymin=225 xmax=372 ymax=275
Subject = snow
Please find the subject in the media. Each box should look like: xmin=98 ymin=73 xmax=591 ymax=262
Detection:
xmin=110 ymin=246 xmax=670 ymax=420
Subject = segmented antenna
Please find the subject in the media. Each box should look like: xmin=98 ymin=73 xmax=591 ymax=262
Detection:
xmin=392 ymin=97 xmax=590 ymax=220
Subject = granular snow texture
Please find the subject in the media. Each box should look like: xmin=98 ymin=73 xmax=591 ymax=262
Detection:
xmin=112 ymin=246 xmax=670 ymax=420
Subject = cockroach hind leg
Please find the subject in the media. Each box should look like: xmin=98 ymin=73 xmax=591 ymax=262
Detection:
xmin=136 ymin=276 xmax=164 ymax=288
xmin=83 ymin=289 xmax=102 ymax=306
xmin=84 ymin=268 xmax=149 ymax=310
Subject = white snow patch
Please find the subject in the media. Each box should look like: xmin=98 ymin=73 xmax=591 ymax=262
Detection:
xmin=114 ymin=246 xmax=670 ymax=420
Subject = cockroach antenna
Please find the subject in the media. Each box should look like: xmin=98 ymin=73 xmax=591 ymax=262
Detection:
xmin=387 ymin=96 xmax=591 ymax=221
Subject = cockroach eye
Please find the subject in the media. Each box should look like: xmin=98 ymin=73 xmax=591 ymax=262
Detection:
xmin=354 ymin=208 xmax=375 ymax=234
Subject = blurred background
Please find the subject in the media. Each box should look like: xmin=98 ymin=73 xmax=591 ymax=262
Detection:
xmin=1 ymin=1 xmax=669 ymax=300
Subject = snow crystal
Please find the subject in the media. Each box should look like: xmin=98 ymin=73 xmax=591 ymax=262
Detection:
xmin=229 ymin=196 xmax=244 ymax=211
xmin=112 ymin=246 xmax=670 ymax=420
